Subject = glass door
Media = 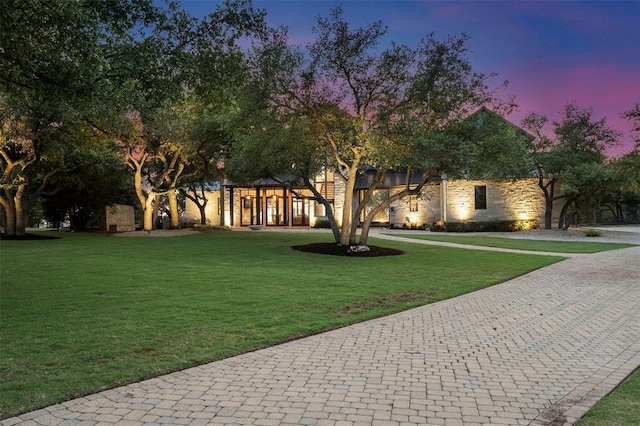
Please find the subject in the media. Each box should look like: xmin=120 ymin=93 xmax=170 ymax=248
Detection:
xmin=292 ymin=198 xmax=310 ymax=226
xmin=266 ymin=194 xmax=285 ymax=225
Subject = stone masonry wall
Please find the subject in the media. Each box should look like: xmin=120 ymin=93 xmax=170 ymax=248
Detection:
xmin=445 ymin=178 xmax=545 ymax=224
xmin=105 ymin=204 xmax=135 ymax=232
xmin=183 ymin=191 xmax=221 ymax=227
xmin=389 ymin=184 xmax=441 ymax=227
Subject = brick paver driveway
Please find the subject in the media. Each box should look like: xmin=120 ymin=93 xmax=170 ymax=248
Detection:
xmin=3 ymin=243 xmax=639 ymax=426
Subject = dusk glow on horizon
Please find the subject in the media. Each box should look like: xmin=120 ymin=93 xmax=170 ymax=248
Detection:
xmin=184 ymin=0 xmax=640 ymax=156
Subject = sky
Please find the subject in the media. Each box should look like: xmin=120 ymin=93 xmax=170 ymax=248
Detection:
xmin=181 ymin=0 xmax=640 ymax=157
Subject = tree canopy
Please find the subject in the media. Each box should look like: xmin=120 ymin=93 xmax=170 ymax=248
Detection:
xmin=2 ymin=1 xmax=637 ymax=236
xmin=227 ymin=6 xmax=521 ymax=246
xmin=1 ymin=0 xmax=266 ymax=234
xmin=521 ymin=102 xmax=622 ymax=229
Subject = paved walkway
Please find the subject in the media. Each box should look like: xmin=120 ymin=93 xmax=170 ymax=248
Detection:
xmin=3 ymin=239 xmax=639 ymax=426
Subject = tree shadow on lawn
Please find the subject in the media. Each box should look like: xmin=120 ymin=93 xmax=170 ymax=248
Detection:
xmin=0 ymin=233 xmax=60 ymax=240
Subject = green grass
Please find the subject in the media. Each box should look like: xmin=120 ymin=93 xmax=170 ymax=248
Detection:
xmin=391 ymin=233 xmax=637 ymax=253
xmin=0 ymin=231 xmax=564 ymax=418
xmin=576 ymin=368 xmax=639 ymax=425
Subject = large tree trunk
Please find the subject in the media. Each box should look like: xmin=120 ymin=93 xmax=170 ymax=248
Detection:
xmin=0 ymin=191 xmax=17 ymax=236
xmin=167 ymin=188 xmax=180 ymax=229
xmin=538 ymin=175 xmax=556 ymax=230
xmin=544 ymin=199 xmax=553 ymax=230
xmin=0 ymin=184 xmax=27 ymax=236
xmin=14 ymin=183 xmax=26 ymax=236
xmin=349 ymin=172 xmax=385 ymax=245
xmin=302 ymin=176 xmax=340 ymax=243
xmin=339 ymin=168 xmax=358 ymax=245
xmin=198 ymin=203 xmax=207 ymax=225
xmin=558 ymin=196 xmax=577 ymax=230
xmin=143 ymin=193 xmax=156 ymax=232
xmin=130 ymin=156 xmax=157 ymax=232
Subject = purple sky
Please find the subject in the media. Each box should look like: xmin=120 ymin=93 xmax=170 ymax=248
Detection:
xmin=182 ymin=0 xmax=640 ymax=156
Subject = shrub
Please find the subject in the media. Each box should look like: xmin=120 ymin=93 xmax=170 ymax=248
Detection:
xmin=431 ymin=220 xmax=446 ymax=232
xmin=312 ymin=216 xmax=332 ymax=228
xmin=443 ymin=219 xmax=538 ymax=233
xmin=583 ymin=228 xmax=602 ymax=237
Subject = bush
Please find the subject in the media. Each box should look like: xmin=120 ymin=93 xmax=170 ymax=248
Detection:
xmin=430 ymin=220 xmax=446 ymax=232
xmin=402 ymin=223 xmax=427 ymax=230
xmin=312 ymin=216 xmax=332 ymax=228
xmin=583 ymin=228 xmax=602 ymax=237
xmin=442 ymin=219 xmax=538 ymax=233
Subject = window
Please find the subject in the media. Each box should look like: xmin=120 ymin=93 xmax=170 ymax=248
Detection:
xmin=409 ymin=195 xmax=419 ymax=212
xmin=474 ymin=185 xmax=487 ymax=210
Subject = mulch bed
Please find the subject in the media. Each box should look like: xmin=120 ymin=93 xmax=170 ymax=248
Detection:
xmin=292 ymin=242 xmax=404 ymax=257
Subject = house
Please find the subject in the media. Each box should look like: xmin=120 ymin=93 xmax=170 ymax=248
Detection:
xmin=183 ymin=110 xmax=561 ymax=229
xmin=184 ymin=172 xmax=559 ymax=230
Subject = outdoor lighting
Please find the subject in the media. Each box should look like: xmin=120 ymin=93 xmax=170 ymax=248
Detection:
xmin=453 ymin=205 xmax=471 ymax=221
xmin=407 ymin=212 xmax=420 ymax=227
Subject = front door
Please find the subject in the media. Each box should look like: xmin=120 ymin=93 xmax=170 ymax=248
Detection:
xmin=292 ymin=198 xmax=310 ymax=226
xmin=266 ymin=194 xmax=285 ymax=225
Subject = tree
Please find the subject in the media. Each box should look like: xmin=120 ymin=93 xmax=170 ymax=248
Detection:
xmin=0 ymin=98 xmax=79 ymax=235
xmin=522 ymin=103 xmax=621 ymax=229
xmin=231 ymin=7 xmax=512 ymax=246
xmin=180 ymin=114 xmax=229 ymax=225
xmin=0 ymin=0 xmax=183 ymax=235
xmin=123 ymin=0 xmax=266 ymax=231
xmin=622 ymin=101 xmax=640 ymax=150
xmin=594 ymin=152 xmax=640 ymax=224
xmin=521 ymin=112 xmax=563 ymax=229
xmin=38 ymin=141 xmax=134 ymax=230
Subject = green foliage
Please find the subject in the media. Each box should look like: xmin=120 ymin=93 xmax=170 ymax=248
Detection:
xmin=622 ymin=102 xmax=640 ymax=149
xmin=0 ymin=231 xmax=561 ymax=417
xmin=311 ymin=216 xmax=332 ymax=228
xmin=443 ymin=220 xmax=539 ymax=233
xmin=231 ymin=6 xmax=515 ymax=245
xmin=583 ymin=228 xmax=602 ymax=237
xmin=521 ymin=103 xmax=624 ymax=229
xmin=39 ymin=142 xmax=135 ymax=229
xmin=1 ymin=0 xmax=267 ymax=232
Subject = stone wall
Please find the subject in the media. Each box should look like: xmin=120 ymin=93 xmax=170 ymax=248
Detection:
xmin=389 ymin=184 xmax=441 ymax=227
xmin=205 ymin=175 xmax=553 ymax=229
xmin=105 ymin=204 xmax=135 ymax=232
xmin=445 ymin=178 xmax=545 ymax=224
xmin=183 ymin=191 xmax=221 ymax=227
xmin=333 ymin=177 xmax=346 ymax=226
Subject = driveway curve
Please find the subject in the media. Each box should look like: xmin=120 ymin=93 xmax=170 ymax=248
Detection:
xmin=2 ymin=242 xmax=639 ymax=426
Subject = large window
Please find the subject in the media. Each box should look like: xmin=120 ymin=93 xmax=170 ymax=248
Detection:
xmin=474 ymin=185 xmax=487 ymax=210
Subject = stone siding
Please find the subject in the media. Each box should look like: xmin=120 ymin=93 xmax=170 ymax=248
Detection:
xmin=105 ymin=204 xmax=135 ymax=232
xmin=389 ymin=184 xmax=441 ymax=227
xmin=333 ymin=178 xmax=346 ymax=226
xmin=187 ymin=176 xmax=551 ymax=229
xmin=445 ymin=178 xmax=545 ymax=224
xmin=183 ymin=191 xmax=222 ymax=226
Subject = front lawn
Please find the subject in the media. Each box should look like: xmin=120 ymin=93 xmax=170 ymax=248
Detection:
xmin=391 ymin=233 xmax=637 ymax=253
xmin=0 ymin=231 xmax=562 ymax=418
